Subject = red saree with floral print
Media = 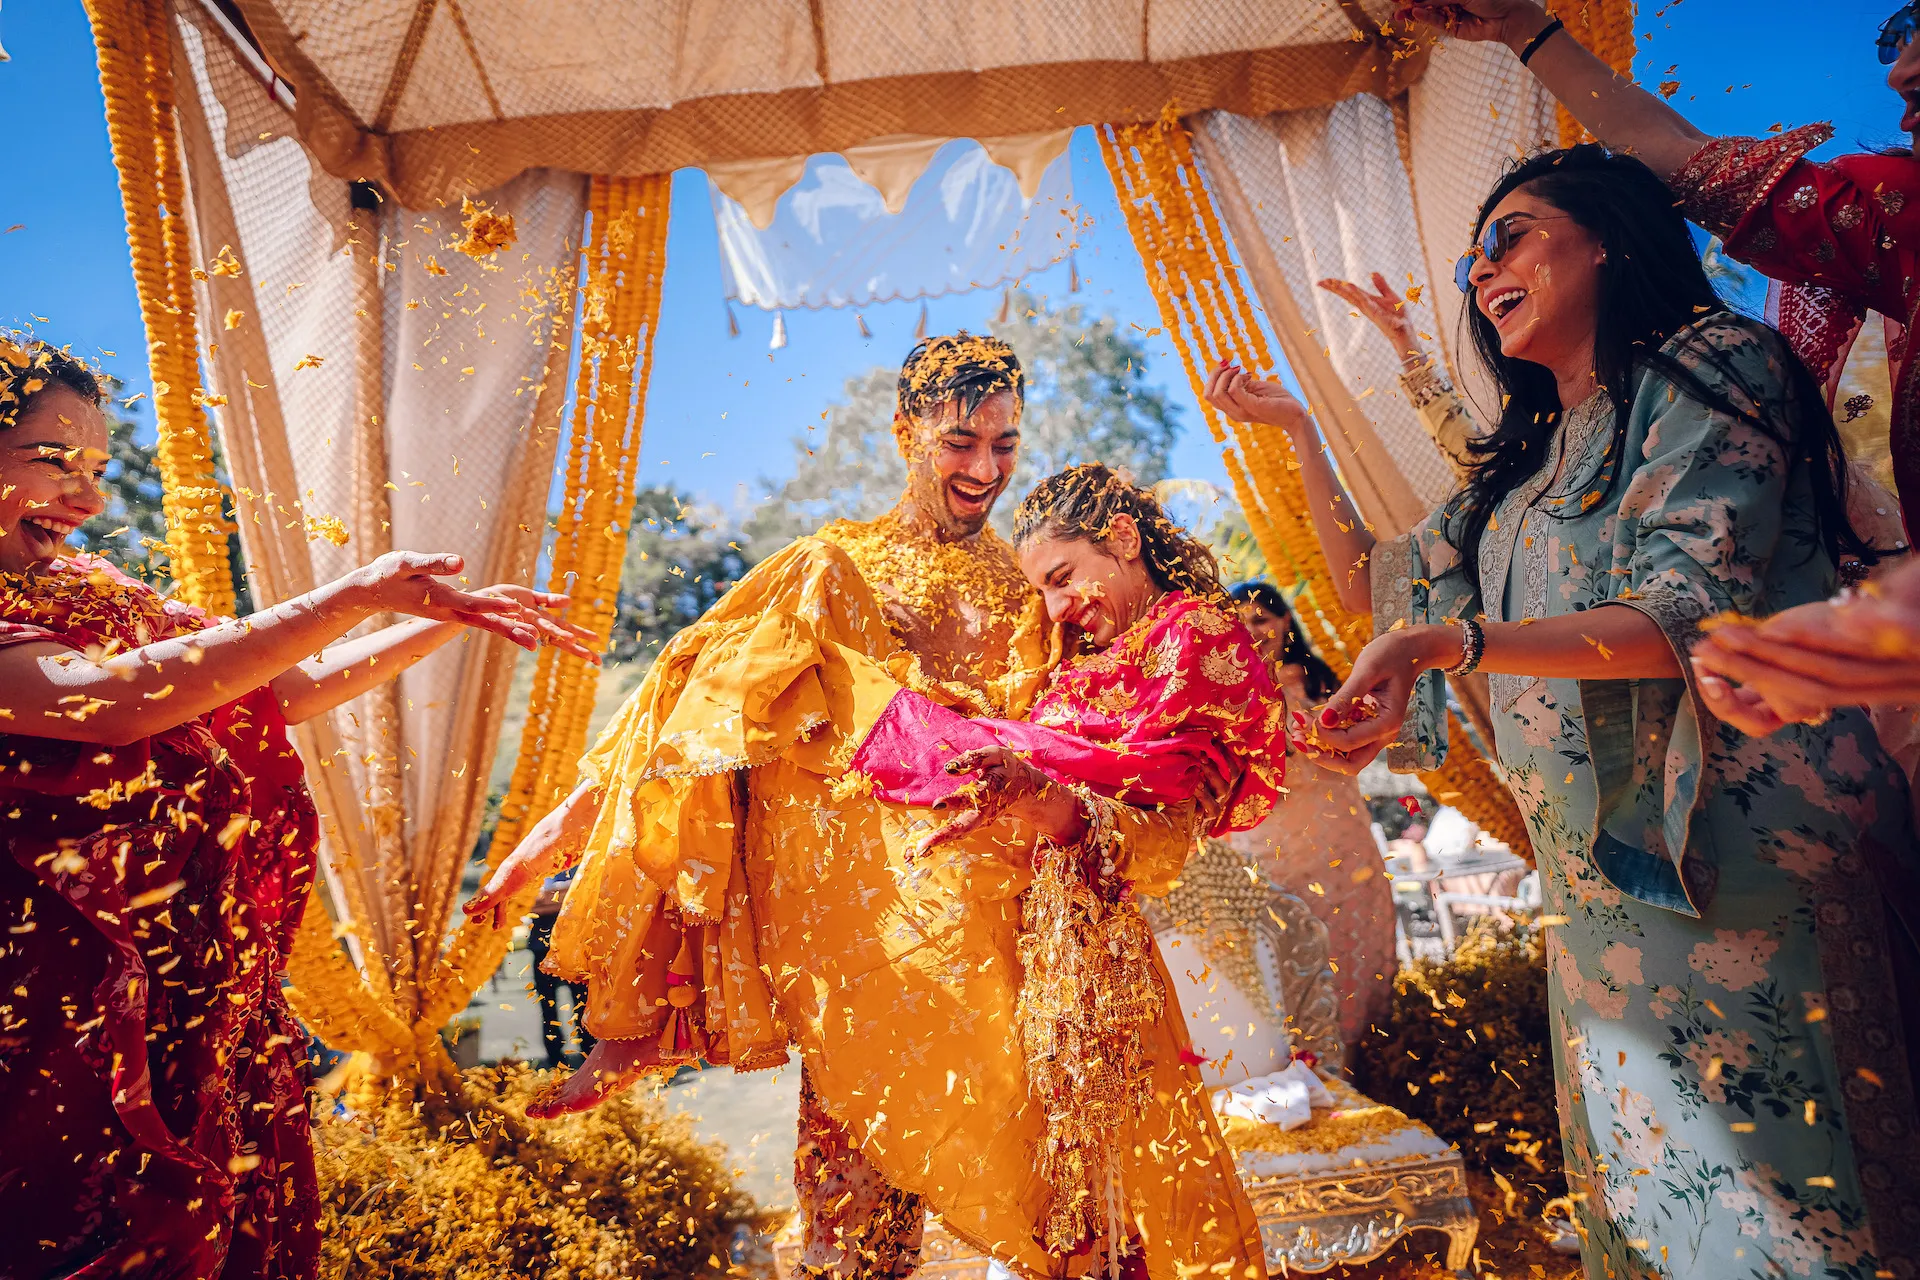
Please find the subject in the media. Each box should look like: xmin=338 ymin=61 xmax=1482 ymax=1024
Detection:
xmin=0 ymin=557 xmax=321 ymax=1279
xmin=851 ymin=590 xmax=1289 ymax=835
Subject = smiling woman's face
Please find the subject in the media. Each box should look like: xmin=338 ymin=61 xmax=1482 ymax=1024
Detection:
xmin=0 ymin=383 xmax=110 ymax=575
xmin=1016 ymin=514 xmax=1159 ymax=648
xmin=1467 ymin=186 xmax=1606 ymax=376
xmin=1237 ymin=599 xmax=1291 ymax=666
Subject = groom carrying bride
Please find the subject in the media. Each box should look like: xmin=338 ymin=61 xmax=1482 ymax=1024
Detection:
xmin=467 ymin=334 xmax=1267 ymax=1280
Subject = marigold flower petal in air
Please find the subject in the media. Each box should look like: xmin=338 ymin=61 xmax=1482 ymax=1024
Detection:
xmin=303 ymin=513 xmax=349 ymax=547
xmin=455 ymin=197 xmax=517 ymax=258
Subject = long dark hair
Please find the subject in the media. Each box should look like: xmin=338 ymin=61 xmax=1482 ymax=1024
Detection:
xmin=1012 ymin=462 xmax=1223 ymax=600
xmin=1452 ymin=145 xmax=1867 ymax=595
xmin=1227 ymin=581 xmax=1340 ymax=700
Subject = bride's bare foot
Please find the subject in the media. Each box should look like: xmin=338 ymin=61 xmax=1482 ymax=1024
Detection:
xmin=525 ymin=1037 xmax=666 ymax=1119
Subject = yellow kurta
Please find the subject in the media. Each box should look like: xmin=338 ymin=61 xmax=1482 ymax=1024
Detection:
xmin=547 ymin=530 xmax=1264 ymax=1280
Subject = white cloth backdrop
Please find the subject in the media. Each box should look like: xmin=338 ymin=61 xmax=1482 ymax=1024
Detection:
xmin=1191 ymin=41 xmax=1559 ymax=536
xmin=1407 ymin=39 xmax=1560 ymax=421
xmin=713 ymin=136 xmax=1075 ymax=312
xmin=173 ymin=0 xmax=582 ymax=996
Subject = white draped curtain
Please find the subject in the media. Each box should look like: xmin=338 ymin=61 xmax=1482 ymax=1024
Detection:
xmin=1189 ymin=40 xmax=1558 ymax=539
xmin=172 ymin=0 xmax=583 ymax=1048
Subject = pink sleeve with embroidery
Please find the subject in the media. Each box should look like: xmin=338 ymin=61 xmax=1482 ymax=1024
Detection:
xmin=1672 ymin=124 xmax=1911 ymax=321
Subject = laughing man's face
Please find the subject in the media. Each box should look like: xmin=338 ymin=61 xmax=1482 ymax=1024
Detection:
xmin=903 ymin=388 xmax=1020 ymax=538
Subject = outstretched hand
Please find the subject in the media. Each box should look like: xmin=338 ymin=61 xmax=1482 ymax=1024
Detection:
xmin=463 ymin=786 xmax=601 ymax=929
xmin=468 ymin=583 xmax=603 ymax=662
xmin=463 ymin=833 xmax=564 ymax=932
xmin=350 ymin=552 xmax=602 ymax=660
xmin=1694 ymin=674 xmax=1792 ymax=738
xmin=1299 ymin=628 xmax=1444 ymax=773
xmin=1203 ymin=360 xmax=1313 ymax=435
xmin=1690 ymin=577 xmax=1920 ymax=735
xmin=916 ymin=744 xmax=1081 ymax=858
xmin=1317 ymin=273 xmax=1420 ymax=359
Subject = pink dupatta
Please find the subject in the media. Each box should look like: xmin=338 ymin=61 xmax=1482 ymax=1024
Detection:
xmin=850 ymin=591 xmax=1287 ymax=836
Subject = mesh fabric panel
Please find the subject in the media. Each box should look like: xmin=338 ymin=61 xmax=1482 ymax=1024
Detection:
xmin=1407 ymin=37 xmax=1557 ymax=417
xmin=228 ymin=0 xmax=1427 ymax=206
xmin=1197 ymin=99 xmax=1458 ymax=514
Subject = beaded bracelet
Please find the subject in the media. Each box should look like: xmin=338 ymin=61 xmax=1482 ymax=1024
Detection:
xmin=1444 ymin=617 xmax=1486 ymax=677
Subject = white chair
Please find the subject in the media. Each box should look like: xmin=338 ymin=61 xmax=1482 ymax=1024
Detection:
xmin=1142 ymin=841 xmax=1478 ymax=1277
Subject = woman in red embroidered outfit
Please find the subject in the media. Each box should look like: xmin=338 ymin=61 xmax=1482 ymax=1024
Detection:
xmin=852 ymin=462 xmax=1287 ymax=855
xmin=0 ymin=341 xmax=597 ymax=1279
xmin=1401 ymin=0 xmax=1920 ymax=529
xmin=848 ymin=463 xmax=1289 ymax=1276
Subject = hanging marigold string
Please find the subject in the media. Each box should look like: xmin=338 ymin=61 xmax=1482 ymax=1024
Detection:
xmin=87 ymin=0 xmax=235 ymax=615
xmin=1100 ymin=111 xmax=1531 ymax=859
xmin=1554 ymin=0 xmax=1639 ymax=148
xmin=424 ymin=174 xmax=671 ymax=1028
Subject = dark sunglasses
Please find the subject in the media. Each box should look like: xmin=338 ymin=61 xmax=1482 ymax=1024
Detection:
xmin=1454 ymin=214 xmax=1571 ymax=293
xmin=1882 ymin=2 xmax=1919 ymax=64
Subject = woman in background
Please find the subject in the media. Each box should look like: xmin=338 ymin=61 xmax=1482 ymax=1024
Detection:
xmin=1226 ymin=581 xmax=1394 ymax=1051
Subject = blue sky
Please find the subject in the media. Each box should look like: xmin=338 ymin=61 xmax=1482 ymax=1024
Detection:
xmin=0 ymin=1 xmax=1901 ymax=513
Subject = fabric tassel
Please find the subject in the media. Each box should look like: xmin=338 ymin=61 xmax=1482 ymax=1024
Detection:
xmin=725 ymin=301 xmax=740 ymax=338
xmin=1068 ymin=251 xmax=1081 ymax=294
xmin=657 ymin=929 xmax=701 ymax=1056
xmin=994 ymin=288 xmax=1012 ymax=325
xmin=769 ymin=310 xmax=788 ymax=350
xmin=914 ymin=300 xmax=928 ymax=340
xmin=856 ymin=312 xmax=872 ymax=339
xmin=1016 ymin=838 xmax=1161 ymax=1259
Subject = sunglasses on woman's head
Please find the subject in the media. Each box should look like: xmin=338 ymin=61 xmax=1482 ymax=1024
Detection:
xmin=1882 ymin=2 xmax=1919 ymax=63
xmin=1454 ymin=214 xmax=1571 ymax=292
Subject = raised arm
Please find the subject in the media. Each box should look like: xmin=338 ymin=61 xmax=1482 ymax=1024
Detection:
xmin=1317 ymin=273 xmax=1480 ymax=478
xmin=1203 ymin=361 xmax=1376 ymax=612
xmin=269 ymin=583 xmax=599 ymax=725
xmin=0 ymin=552 xmax=579 ymax=746
xmin=1398 ymin=0 xmax=1711 ymax=180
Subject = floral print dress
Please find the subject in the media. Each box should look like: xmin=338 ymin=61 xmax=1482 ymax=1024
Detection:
xmin=1373 ymin=314 xmax=1920 ymax=1280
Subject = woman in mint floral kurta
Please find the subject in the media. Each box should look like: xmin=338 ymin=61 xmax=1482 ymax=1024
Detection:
xmin=1210 ymin=144 xmax=1920 ymax=1280
xmin=1372 ymin=313 xmax=1919 ymax=1280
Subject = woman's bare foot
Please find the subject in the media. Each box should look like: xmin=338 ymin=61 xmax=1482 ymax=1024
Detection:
xmin=525 ymin=1037 xmax=666 ymax=1119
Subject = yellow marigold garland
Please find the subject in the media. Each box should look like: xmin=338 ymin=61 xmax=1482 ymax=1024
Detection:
xmin=1100 ymin=113 xmax=1530 ymax=860
xmin=1554 ymin=0 xmax=1639 ymax=148
xmin=87 ymin=0 xmax=235 ymax=615
xmin=423 ymin=175 xmax=670 ymax=1029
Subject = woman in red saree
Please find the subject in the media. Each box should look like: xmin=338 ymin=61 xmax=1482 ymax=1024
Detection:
xmin=849 ymin=465 xmax=1292 ymax=1273
xmin=0 ymin=340 xmax=596 ymax=1279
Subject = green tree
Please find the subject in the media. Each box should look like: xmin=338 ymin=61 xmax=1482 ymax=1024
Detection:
xmin=73 ymin=383 xmax=170 ymax=581
xmin=609 ymin=485 xmax=753 ymax=660
xmin=742 ymin=292 xmax=1181 ymax=552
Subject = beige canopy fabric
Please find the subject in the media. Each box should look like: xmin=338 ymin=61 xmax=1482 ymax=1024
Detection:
xmin=1406 ymin=38 xmax=1560 ymax=417
xmin=1187 ymin=37 xmax=1561 ymax=540
xmin=222 ymin=0 xmax=1432 ymax=207
xmin=150 ymin=0 xmax=1610 ymax=1066
xmin=172 ymin=0 xmax=583 ymax=1061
